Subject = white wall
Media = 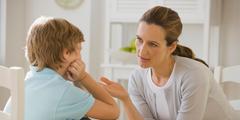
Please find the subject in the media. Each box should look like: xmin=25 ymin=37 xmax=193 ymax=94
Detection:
xmin=0 ymin=0 xmax=26 ymax=110
xmin=3 ymin=0 xmax=26 ymax=68
xmin=179 ymin=24 xmax=204 ymax=59
xmin=89 ymin=0 xmax=105 ymax=79
xmin=220 ymin=0 xmax=240 ymax=66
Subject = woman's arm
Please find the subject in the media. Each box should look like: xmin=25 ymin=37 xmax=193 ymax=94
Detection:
xmin=127 ymin=75 xmax=156 ymax=120
xmin=100 ymin=77 xmax=144 ymax=120
xmin=122 ymin=96 xmax=144 ymax=120
xmin=67 ymin=59 xmax=119 ymax=119
xmin=177 ymin=69 xmax=210 ymax=120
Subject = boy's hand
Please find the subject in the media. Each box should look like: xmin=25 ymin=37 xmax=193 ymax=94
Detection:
xmin=66 ymin=59 xmax=88 ymax=82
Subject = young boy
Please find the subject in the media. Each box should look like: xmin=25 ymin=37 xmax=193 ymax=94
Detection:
xmin=4 ymin=17 xmax=119 ymax=120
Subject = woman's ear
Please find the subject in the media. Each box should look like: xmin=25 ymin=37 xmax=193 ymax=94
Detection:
xmin=169 ymin=41 xmax=177 ymax=54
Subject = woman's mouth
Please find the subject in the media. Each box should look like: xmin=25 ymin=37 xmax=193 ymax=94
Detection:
xmin=138 ymin=56 xmax=150 ymax=63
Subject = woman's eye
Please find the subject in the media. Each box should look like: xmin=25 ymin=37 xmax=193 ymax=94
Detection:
xmin=137 ymin=39 xmax=143 ymax=43
xmin=150 ymin=43 xmax=158 ymax=47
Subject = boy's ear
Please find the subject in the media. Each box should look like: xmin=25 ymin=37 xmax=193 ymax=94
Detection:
xmin=63 ymin=48 xmax=70 ymax=60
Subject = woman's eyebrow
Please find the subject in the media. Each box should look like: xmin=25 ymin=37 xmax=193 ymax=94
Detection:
xmin=136 ymin=35 xmax=142 ymax=40
xmin=136 ymin=35 xmax=160 ymax=45
xmin=150 ymin=40 xmax=160 ymax=45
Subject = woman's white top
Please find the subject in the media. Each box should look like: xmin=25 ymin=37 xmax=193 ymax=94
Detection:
xmin=128 ymin=56 xmax=234 ymax=120
xmin=147 ymin=68 xmax=171 ymax=120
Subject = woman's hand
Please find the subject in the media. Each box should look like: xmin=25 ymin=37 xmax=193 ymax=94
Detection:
xmin=100 ymin=77 xmax=129 ymax=101
xmin=100 ymin=77 xmax=144 ymax=120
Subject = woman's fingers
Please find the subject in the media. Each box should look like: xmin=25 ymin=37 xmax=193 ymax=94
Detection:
xmin=98 ymin=82 xmax=109 ymax=91
xmin=100 ymin=77 xmax=115 ymax=85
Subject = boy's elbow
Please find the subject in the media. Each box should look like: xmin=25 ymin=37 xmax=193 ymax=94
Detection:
xmin=111 ymin=105 xmax=120 ymax=119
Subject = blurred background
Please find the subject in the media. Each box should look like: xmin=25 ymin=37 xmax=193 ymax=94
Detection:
xmin=0 ymin=0 xmax=240 ymax=118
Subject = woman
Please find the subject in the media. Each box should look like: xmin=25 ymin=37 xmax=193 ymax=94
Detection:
xmin=101 ymin=6 xmax=234 ymax=120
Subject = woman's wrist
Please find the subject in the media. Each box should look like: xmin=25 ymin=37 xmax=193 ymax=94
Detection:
xmin=121 ymin=95 xmax=131 ymax=104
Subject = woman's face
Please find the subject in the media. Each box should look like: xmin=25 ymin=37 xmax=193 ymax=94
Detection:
xmin=136 ymin=22 xmax=175 ymax=68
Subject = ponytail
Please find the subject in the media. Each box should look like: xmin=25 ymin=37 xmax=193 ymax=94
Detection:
xmin=173 ymin=44 xmax=209 ymax=67
xmin=173 ymin=44 xmax=194 ymax=59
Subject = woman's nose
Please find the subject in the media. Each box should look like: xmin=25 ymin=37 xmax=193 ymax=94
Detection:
xmin=138 ymin=44 xmax=148 ymax=56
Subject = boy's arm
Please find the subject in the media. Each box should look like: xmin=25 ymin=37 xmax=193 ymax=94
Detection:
xmin=75 ymin=73 xmax=119 ymax=119
xmin=100 ymin=78 xmax=144 ymax=120
xmin=68 ymin=60 xmax=119 ymax=119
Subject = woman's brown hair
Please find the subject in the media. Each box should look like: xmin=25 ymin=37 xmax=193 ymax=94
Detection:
xmin=140 ymin=6 xmax=208 ymax=67
xmin=26 ymin=17 xmax=84 ymax=71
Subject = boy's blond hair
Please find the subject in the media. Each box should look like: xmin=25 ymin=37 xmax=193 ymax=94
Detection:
xmin=26 ymin=16 xmax=84 ymax=71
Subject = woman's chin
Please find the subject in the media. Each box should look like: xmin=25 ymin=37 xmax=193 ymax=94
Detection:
xmin=138 ymin=62 xmax=150 ymax=68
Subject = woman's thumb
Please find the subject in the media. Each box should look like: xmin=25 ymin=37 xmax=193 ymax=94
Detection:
xmin=100 ymin=76 xmax=114 ymax=85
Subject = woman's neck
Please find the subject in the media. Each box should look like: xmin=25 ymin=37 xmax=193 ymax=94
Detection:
xmin=151 ymin=56 xmax=175 ymax=86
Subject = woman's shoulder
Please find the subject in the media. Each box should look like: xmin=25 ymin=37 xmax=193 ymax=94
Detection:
xmin=174 ymin=56 xmax=212 ymax=84
xmin=175 ymin=56 xmax=209 ymax=73
xmin=129 ymin=67 xmax=149 ymax=85
xmin=131 ymin=67 xmax=149 ymax=79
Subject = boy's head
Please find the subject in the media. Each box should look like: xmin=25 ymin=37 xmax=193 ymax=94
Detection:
xmin=26 ymin=16 xmax=84 ymax=71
